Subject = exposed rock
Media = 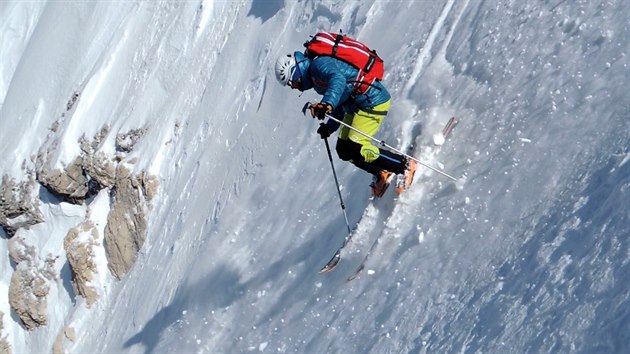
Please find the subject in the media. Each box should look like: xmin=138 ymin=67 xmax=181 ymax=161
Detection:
xmin=0 ymin=174 xmax=44 ymax=237
xmin=0 ymin=339 xmax=10 ymax=354
xmin=84 ymin=151 xmax=117 ymax=191
xmin=33 ymin=126 xmax=155 ymax=206
xmin=136 ymin=171 xmax=159 ymax=203
xmin=52 ymin=324 xmax=75 ymax=354
xmin=64 ymin=221 xmax=99 ymax=306
xmin=80 ymin=143 xmax=113 ymax=189
xmin=49 ymin=120 xmax=61 ymax=133
xmin=8 ymin=256 xmax=55 ymax=330
xmin=79 ymin=127 xmax=116 ymax=193
xmin=65 ymin=325 xmax=76 ymax=342
xmin=115 ymin=128 xmax=146 ymax=153
xmin=7 ymin=235 xmax=36 ymax=264
xmin=52 ymin=328 xmax=64 ymax=354
xmin=1 ymin=120 xmax=160 ymax=342
xmin=79 ymin=126 xmax=109 ymax=152
xmin=145 ymin=175 xmax=159 ymax=202
xmin=0 ymin=311 xmax=12 ymax=354
xmin=36 ymin=127 xmax=111 ymax=204
xmin=36 ymin=156 xmax=88 ymax=204
xmin=7 ymin=236 xmax=57 ymax=331
xmin=104 ymin=164 xmax=149 ymax=279
xmin=66 ymin=92 xmax=80 ymax=112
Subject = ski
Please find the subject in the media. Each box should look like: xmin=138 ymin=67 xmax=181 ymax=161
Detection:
xmin=319 ymin=231 xmax=353 ymax=273
xmin=435 ymin=116 xmax=458 ymax=146
xmin=346 ymin=233 xmax=381 ymax=281
xmin=346 ymin=117 xmax=459 ymax=281
xmin=320 ymin=117 xmax=459 ymax=275
xmin=319 ymin=170 xmax=393 ymax=273
xmin=319 ymin=250 xmax=342 ymax=273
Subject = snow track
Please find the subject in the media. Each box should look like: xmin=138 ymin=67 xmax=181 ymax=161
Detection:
xmin=339 ymin=119 xmax=459 ymax=281
xmin=403 ymin=0 xmax=458 ymax=97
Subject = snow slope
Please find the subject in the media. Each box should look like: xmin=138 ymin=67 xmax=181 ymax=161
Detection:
xmin=1 ymin=0 xmax=628 ymax=353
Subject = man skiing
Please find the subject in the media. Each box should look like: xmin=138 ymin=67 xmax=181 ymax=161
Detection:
xmin=274 ymin=50 xmax=416 ymax=196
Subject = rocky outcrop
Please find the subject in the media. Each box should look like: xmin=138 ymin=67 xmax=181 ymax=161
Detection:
xmin=138 ymin=171 xmax=159 ymax=203
xmin=0 ymin=174 xmax=44 ymax=237
xmin=64 ymin=221 xmax=99 ymax=306
xmin=35 ymin=127 xmax=113 ymax=204
xmin=83 ymin=151 xmax=117 ymax=191
xmin=115 ymin=128 xmax=146 ymax=153
xmin=4 ymin=206 xmax=52 ymax=332
xmin=80 ymin=127 xmax=117 ymax=191
xmin=104 ymin=165 xmax=152 ymax=279
xmin=2 ymin=124 xmax=159 ymax=337
xmin=7 ymin=235 xmax=36 ymax=265
xmin=36 ymin=156 xmax=88 ymax=203
xmin=8 ymin=253 xmax=56 ymax=331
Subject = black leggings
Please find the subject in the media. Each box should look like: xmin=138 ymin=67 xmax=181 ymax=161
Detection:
xmin=335 ymin=138 xmax=407 ymax=176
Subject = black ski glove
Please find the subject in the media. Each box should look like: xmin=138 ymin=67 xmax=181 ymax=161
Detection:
xmin=317 ymin=123 xmax=332 ymax=139
xmin=309 ymin=102 xmax=332 ymax=120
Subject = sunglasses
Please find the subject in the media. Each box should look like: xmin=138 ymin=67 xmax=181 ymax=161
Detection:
xmin=287 ymin=64 xmax=302 ymax=89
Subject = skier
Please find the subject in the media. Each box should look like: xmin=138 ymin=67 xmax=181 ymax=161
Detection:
xmin=274 ymin=51 xmax=416 ymax=196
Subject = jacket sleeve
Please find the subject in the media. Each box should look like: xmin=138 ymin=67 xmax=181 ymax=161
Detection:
xmin=311 ymin=57 xmax=349 ymax=109
xmin=324 ymin=106 xmax=345 ymax=132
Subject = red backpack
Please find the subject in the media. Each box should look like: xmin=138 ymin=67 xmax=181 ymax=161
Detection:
xmin=303 ymin=32 xmax=384 ymax=94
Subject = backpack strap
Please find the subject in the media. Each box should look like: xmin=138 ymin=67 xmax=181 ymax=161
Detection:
xmin=364 ymin=54 xmax=376 ymax=73
xmin=331 ymin=34 xmax=343 ymax=57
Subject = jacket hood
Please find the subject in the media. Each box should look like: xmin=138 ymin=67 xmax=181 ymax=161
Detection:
xmin=294 ymin=51 xmax=313 ymax=91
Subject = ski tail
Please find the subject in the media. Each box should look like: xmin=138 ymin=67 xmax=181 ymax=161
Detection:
xmin=319 ymin=251 xmax=341 ymax=273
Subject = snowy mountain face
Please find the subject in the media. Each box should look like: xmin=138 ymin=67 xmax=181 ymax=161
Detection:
xmin=1 ymin=0 xmax=628 ymax=353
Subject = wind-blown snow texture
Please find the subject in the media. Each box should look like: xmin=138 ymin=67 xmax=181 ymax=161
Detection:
xmin=1 ymin=0 xmax=629 ymax=353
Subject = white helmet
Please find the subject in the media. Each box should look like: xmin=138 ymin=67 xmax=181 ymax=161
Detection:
xmin=275 ymin=53 xmax=296 ymax=86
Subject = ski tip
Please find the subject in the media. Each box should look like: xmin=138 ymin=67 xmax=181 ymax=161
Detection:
xmin=432 ymin=116 xmax=459 ymax=147
xmin=319 ymin=264 xmax=337 ymax=273
xmin=319 ymin=254 xmax=341 ymax=273
xmin=442 ymin=116 xmax=459 ymax=135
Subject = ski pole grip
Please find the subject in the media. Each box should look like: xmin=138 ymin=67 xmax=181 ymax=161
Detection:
xmin=301 ymin=102 xmax=312 ymax=115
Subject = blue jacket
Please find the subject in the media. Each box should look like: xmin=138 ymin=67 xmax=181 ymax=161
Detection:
xmin=298 ymin=55 xmax=391 ymax=115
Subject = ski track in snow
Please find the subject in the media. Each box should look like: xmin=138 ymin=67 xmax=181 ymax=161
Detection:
xmin=344 ymin=0 xmax=471 ymax=282
xmin=402 ymin=0 xmax=458 ymax=97
xmin=343 ymin=127 xmax=459 ymax=282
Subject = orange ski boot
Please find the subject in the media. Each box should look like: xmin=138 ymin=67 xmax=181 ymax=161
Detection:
xmin=370 ymin=170 xmax=393 ymax=198
xmin=396 ymin=159 xmax=417 ymax=195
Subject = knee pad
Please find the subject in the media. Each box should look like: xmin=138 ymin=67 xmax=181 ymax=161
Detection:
xmin=360 ymin=144 xmax=381 ymax=163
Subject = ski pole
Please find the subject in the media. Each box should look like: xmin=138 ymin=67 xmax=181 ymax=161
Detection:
xmin=323 ymin=112 xmax=457 ymax=181
xmin=323 ymin=137 xmax=353 ymax=235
